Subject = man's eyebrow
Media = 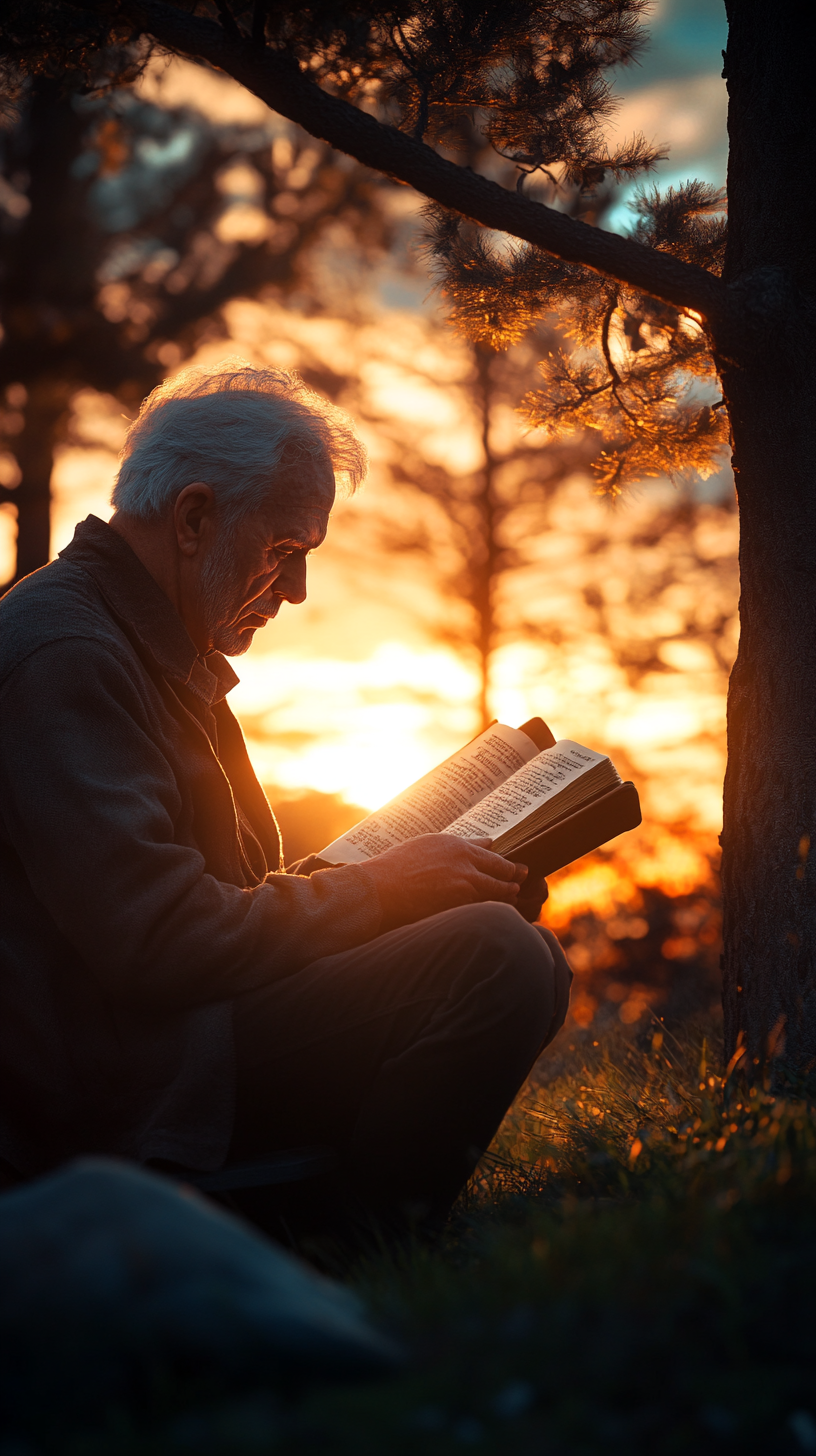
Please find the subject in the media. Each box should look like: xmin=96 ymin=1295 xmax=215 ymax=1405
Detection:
xmin=271 ymin=529 xmax=325 ymax=550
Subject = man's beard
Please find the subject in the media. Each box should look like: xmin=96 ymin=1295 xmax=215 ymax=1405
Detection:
xmin=199 ymin=531 xmax=264 ymax=657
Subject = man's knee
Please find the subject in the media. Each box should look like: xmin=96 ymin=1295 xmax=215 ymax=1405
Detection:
xmin=536 ymin=920 xmax=572 ymax=975
xmin=454 ymin=900 xmax=547 ymax=959
xmin=448 ymin=901 xmax=560 ymax=1008
xmin=532 ymin=925 xmax=572 ymax=1047
xmin=472 ymin=904 xmax=572 ymax=1044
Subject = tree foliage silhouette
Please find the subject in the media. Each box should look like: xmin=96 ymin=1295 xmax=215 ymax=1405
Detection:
xmin=0 ymin=0 xmax=812 ymax=1075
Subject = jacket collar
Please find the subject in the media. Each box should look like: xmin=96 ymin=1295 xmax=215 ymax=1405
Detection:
xmin=59 ymin=516 xmax=239 ymax=706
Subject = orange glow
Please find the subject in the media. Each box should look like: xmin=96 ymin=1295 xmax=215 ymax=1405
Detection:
xmin=545 ymin=862 xmax=640 ymax=927
xmin=231 ymin=643 xmax=479 ymax=809
xmin=570 ymin=989 xmax=598 ymax=1028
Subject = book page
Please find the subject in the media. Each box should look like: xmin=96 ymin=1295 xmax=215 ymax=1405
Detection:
xmin=318 ymin=723 xmax=539 ymax=864
xmin=445 ymin=741 xmax=609 ymax=843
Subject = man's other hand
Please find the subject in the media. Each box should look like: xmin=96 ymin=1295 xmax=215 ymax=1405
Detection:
xmin=513 ymin=869 xmax=549 ymax=924
xmin=361 ymin=834 xmax=528 ymax=928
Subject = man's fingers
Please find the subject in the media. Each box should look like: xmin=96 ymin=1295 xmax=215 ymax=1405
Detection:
xmin=466 ymin=844 xmax=527 ymax=882
xmin=468 ymin=873 xmax=521 ymax=901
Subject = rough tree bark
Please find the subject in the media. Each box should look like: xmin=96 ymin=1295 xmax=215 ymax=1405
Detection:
xmin=717 ymin=0 xmax=816 ymax=1072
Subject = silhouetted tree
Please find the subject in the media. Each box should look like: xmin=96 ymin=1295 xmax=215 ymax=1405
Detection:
xmin=361 ymin=332 xmax=592 ymax=730
xmin=0 ymin=2 xmax=811 ymax=1073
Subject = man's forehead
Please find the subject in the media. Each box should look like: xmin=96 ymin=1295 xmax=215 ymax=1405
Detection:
xmin=262 ymin=494 xmax=332 ymax=545
xmin=243 ymin=457 xmax=332 ymax=541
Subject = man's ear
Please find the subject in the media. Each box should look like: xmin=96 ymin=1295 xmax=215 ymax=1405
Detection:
xmin=173 ymin=483 xmax=216 ymax=557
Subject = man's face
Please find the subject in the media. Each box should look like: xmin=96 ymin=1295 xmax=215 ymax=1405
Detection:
xmin=199 ymin=469 xmax=334 ymax=657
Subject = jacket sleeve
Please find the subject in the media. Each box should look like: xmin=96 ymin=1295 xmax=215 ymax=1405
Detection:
xmin=0 ymin=639 xmax=384 ymax=1011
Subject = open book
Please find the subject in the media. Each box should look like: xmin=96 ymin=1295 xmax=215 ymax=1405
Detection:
xmin=317 ymin=718 xmax=641 ymax=877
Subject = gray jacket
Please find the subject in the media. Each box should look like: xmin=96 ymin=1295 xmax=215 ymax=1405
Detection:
xmin=0 ymin=517 xmax=382 ymax=1176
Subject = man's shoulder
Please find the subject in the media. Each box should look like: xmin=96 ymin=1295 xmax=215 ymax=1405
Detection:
xmin=0 ymin=557 xmax=131 ymax=685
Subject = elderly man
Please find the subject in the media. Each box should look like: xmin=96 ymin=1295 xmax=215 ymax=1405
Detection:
xmin=0 ymin=364 xmax=570 ymax=1229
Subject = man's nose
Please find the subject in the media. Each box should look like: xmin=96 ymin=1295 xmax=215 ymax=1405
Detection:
xmin=276 ymin=554 xmax=308 ymax=605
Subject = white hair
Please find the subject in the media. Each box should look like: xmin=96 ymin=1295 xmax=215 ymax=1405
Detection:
xmin=111 ymin=360 xmax=367 ymax=522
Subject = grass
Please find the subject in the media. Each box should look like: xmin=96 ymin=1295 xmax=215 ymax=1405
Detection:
xmin=67 ymin=999 xmax=816 ymax=1455
xmin=270 ymin=1008 xmax=816 ymax=1456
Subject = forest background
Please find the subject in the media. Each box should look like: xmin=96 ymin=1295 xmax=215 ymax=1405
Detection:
xmin=0 ymin=0 xmax=731 ymax=1031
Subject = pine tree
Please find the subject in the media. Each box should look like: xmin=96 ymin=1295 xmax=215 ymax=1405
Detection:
xmin=359 ymin=331 xmax=594 ymax=731
xmin=0 ymin=1 xmax=811 ymax=1076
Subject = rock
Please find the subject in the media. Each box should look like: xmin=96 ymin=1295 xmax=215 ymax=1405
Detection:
xmin=0 ymin=1158 xmax=401 ymax=1432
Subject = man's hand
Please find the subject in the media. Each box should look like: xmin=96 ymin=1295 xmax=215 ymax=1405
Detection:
xmin=513 ymin=869 xmax=549 ymax=924
xmin=361 ymin=834 xmax=528 ymax=928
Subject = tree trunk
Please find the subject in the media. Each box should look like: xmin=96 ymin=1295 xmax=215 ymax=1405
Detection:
xmin=718 ymin=1 xmax=816 ymax=1070
xmin=9 ymin=381 xmax=68 ymax=583
xmin=0 ymin=79 xmax=89 ymax=585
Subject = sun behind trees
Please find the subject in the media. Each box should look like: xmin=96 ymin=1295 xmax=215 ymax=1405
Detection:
xmin=1 ymin=0 xmax=813 ymax=1073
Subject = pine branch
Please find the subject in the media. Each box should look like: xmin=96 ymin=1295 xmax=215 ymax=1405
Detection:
xmin=600 ymin=302 xmax=639 ymax=424
xmin=112 ymin=0 xmax=729 ymax=325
